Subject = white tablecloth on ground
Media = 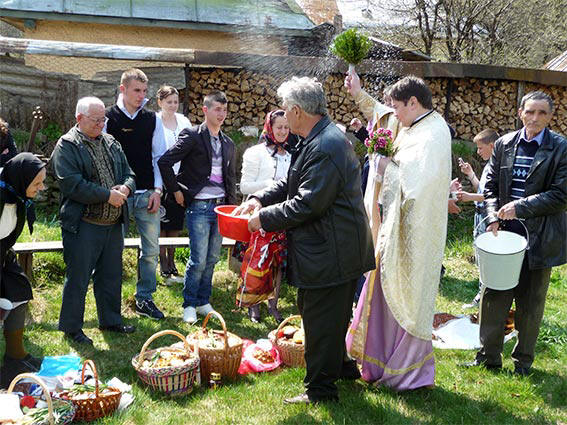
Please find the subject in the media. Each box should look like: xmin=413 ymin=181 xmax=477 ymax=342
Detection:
xmin=433 ymin=317 xmax=517 ymax=350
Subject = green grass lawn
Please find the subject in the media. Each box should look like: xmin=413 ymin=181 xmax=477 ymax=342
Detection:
xmin=4 ymin=206 xmax=567 ymax=424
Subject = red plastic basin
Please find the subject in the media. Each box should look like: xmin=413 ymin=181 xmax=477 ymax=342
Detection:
xmin=214 ymin=205 xmax=251 ymax=242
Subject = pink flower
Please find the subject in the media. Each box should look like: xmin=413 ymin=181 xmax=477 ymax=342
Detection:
xmin=385 ymin=129 xmax=393 ymax=137
xmin=377 ymin=137 xmax=386 ymax=146
xmin=364 ymin=138 xmax=370 ymax=147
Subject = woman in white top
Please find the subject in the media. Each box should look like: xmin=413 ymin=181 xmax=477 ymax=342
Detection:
xmin=156 ymin=86 xmax=192 ymax=281
xmin=1 ymin=153 xmax=46 ymax=387
xmin=238 ymin=110 xmax=296 ymax=323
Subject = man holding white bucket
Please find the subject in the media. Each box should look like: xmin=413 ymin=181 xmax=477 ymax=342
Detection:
xmin=466 ymin=91 xmax=567 ymax=376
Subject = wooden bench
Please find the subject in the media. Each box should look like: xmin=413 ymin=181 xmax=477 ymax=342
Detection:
xmin=13 ymin=236 xmax=235 ymax=282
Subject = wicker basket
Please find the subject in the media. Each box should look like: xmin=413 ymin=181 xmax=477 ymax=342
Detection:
xmin=6 ymin=373 xmax=75 ymax=425
xmin=268 ymin=315 xmax=306 ymax=367
xmin=59 ymin=359 xmax=121 ymax=422
xmin=187 ymin=311 xmax=243 ymax=383
xmin=132 ymin=329 xmax=200 ymax=397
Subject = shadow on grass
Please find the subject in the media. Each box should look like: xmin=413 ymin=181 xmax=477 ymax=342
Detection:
xmin=526 ymin=367 xmax=567 ymax=409
xmin=439 ymin=274 xmax=479 ymax=305
xmin=398 ymin=384 xmax=555 ymax=425
xmin=274 ymin=380 xmax=548 ymax=425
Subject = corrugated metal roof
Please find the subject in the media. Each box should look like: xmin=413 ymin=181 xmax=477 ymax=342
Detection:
xmin=545 ymin=50 xmax=567 ymax=72
xmin=0 ymin=0 xmax=314 ymax=32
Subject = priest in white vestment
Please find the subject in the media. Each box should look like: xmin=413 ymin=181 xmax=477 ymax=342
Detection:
xmin=346 ymin=75 xmax=451 ymax=390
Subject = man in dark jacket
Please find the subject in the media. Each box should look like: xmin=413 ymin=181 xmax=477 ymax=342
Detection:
xmin=51 ymin=97 xmax=136 ymax=344
xmin=466 ymin=91 xmax=567 ymax=375
xmin=158 ymin=91 xmax=236 ymax=324
xmin=235 ymin=77 xmax=375 ymax=403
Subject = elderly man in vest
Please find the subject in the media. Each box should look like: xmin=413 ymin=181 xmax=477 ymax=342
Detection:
xmin=51 ymin=97 xmax=136 ymax=344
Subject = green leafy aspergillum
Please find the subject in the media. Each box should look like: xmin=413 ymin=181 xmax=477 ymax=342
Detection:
xmin=330 ymin=28 xmax=372 ymax=70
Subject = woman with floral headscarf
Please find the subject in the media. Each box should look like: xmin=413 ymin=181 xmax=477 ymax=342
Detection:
xmin=0 ymin=153 xmax=46 ymax=388
xmin=236 ymin=110 xmax=297 ymax=323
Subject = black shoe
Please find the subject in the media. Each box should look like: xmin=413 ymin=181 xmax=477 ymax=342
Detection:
xmin=171 ymin=265 xmax=179 ymax=276
xmin=460 ymin=360 xmax=501 ymax=370
xmin=3 ymin=354 xmax=43 ymax=372
xmin=99 ymin=324 xmax=136 ymax=334
xmin=340 ymin=360 xmax=361 ymax=380
xmin=514 ymin=365 xmax=531 ymax=376
xmin=0 ymin=363 xmax=35 ymax=389
xmin=135 ymin=299 xmax=165 ymax=320
xmin=64 ymin=330 xmax=93 ymax=345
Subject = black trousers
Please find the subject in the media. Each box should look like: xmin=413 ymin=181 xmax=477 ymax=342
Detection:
xmin=297 ymin=278 xmax=357 ymax=401
xmin=476 ymin=257 xmax=551 ymax=369
xmin=58 ymin=221 xmax=124 ymax=333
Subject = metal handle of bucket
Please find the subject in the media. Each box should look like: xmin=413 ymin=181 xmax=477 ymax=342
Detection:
xmin=474 ymin=216 xmax=530 ymax=250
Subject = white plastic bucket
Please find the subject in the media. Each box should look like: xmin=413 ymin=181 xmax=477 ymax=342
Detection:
xmin=474 ymin=219 xmax=528 ymax=291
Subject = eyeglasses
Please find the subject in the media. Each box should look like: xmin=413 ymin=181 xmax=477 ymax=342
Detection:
xmin=83 ymin=115 xmax=108 ymax=125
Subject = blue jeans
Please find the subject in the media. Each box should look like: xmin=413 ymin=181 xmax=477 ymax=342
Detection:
xmin=127 ymin=191 xmax=160 ymax=302
xmin=183 ymin=199 xmax=223 ymax=308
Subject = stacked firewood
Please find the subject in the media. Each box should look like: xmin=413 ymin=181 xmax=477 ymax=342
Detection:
xmin=184 ymin=70 xmax=362 ymax=131
xmin=447 ymin=79 xmax=518 ymax=140
xmin=183 ymin=69 xmax=567 ymax=139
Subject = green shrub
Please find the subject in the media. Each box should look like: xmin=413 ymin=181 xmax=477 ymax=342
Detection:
xmin=352 ymin=137 xmax=367 ymax=162
xmin=10 ymin=129 xmax=31 ymax=151
xmin=40 ymin=122 xmax=63 ymax=142
xmin=452 ymin=139 xmax=476 ymax=158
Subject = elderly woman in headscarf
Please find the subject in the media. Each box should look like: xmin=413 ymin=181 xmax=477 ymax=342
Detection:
xmin=0 ymin=152 xmax=46 ymax=388
xmin=234 ymin=110 xmax=297 ymax=323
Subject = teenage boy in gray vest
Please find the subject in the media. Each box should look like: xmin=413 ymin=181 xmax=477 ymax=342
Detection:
xmin=105 ymin=68 xmax=166 ymax=320
xmin=158 ymin=91 xmax=236 ymax=323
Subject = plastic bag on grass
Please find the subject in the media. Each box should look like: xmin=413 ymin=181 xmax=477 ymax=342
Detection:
xmin=238 ymin=339 xmax=281 ymax=374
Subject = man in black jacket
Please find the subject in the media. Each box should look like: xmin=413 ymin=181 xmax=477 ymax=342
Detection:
xmin=466 ymin=91 xmax=567 ymax=375
xmin=158 ymin=91 xmax=236 ymax=324
xmin=235 ymin=77 xmax=375 ymax=404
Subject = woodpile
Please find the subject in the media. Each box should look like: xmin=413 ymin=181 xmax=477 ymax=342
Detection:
xmin=447 ymin=79 xmax=518 ymax=140
xmin=183 ymin=69 xmax=567 ymax=140
xmin=185 ymin=69 xmax=284 ymax=130
xmin=184 ymin=69 xmax=362 ymax=131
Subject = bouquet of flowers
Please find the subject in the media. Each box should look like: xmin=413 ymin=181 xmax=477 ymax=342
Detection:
xmin=329 ymin=28 xmax=372 ymax=74
xmin=365 ymin=127 xmax=396 ymax=157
